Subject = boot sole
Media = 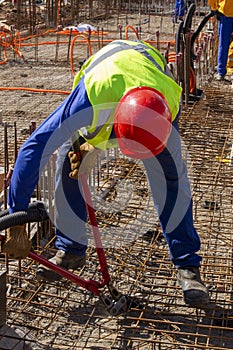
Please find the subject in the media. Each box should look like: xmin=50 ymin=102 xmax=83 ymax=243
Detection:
xmin=35 ymin=260 xmax=86 ymax=282
xmin=184 ymin=292 xmax=210 ymax=308
xmin=36 ymin=268 xmax=62 ymax=282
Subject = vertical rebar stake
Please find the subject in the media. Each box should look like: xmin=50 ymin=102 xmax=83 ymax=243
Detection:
xmin=0 ymin=270 xmax=7 ymax=328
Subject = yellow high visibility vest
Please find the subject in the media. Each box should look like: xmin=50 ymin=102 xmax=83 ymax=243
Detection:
xmin=73 ymin=40 xmax=182 ymax=149
xmin=208 ymin=0 xmax=233 ymax=17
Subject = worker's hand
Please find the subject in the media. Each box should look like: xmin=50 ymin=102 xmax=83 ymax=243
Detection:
xmin=2 ymin=224 xmax=32 ymax=259
xmin=68 ymin=142 xmax=100 ymax=180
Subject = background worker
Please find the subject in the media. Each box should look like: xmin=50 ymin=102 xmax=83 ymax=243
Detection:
xmin=208 ymin=0 xmax=233 ymax=82
xmin=172 ymin=0 xmax=194 ymax=23
xmin=2 ymin=39 xmax=209 ymax=308
xmin=173 ymin=0 xmax=187 ymax=22
xmin=227 ymin=38 xmax=233 ymax=69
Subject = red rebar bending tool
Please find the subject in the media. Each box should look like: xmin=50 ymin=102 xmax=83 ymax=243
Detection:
xmin=0 ymin=138 xmax=137 ymax=315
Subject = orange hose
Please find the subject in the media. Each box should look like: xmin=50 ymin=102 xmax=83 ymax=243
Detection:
xmin=168 ymin=52 xmax=177 ymax=63
xmin=1 ymin=24 xmax=177 ymax=68
xmin=0 ymin=29 xmax=22 ymax=61
xmin=0 ymin=47 xmax=8 ymax=64
xmin=0 ymin=86 xmax=70 ymax=94
xmin=0 ymin=31 xmax=10 ymax=47
xmin=57 ymin=30 xmax=108 ymax=36
xmin=189 ymin=66 xmax=196 ymax=94
xmin=70 ymin=34 xmax=92 ymax=76
xmin=20 ymin=29 xmax=57 ymax=42
xmin=125 ymin=25 xmax=139 ymax=40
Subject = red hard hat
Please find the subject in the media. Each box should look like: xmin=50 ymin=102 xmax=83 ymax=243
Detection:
xmin=114 ymin=86 xmax=172 ymax=159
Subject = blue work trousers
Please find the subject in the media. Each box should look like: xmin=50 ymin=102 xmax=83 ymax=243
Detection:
xmin=54 ymin=118 xmax=202 ymax=268
xmin=174 ymin=0 xmax=186 ymax=17
xmin=218 ymin=14 xmax=233 ymax=77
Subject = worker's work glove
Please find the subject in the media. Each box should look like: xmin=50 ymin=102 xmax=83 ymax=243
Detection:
xmin=2 ymin=224 xmax=32 ymax=259
xmin=68 ymin=142 xmax=100 ymax=180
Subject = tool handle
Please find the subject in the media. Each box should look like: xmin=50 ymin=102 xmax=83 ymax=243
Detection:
xmin=71 ymin=134 xmax=82 ymax=155
xmin=80 ymin=172 xmax=110 ymax=285
xmin=0 ymin=233 xmax=101 ymax=295
xmin=71 ymin=134 xmax=111 ymax=285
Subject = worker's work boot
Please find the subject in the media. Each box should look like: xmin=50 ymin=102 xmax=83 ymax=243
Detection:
xmin=215 ymin=74 xmax=232 ymax=84
xmin=36 ymin=250 xmax=86 ymax=282
xmin=177 ymin=266 xmax=209 ymax=308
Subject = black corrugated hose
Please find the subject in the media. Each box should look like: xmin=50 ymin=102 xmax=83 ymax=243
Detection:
xmin=0 ymin=201 xmax=49 ymax=231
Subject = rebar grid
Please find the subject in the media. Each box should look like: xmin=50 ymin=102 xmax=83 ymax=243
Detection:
xmin=0 ymin=82 xmax=233 ymax=349
xmin=0 ymin=1 xmax=209 ymax=34
xmin=1 ymin=9 xmax=233 ymax=348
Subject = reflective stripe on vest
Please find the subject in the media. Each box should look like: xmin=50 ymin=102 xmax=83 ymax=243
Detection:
xmin=81 ymin=41 xmax=171 ymax=145
xmin=85 ymin=40 xmax=170 ymax=78
xmin=76 ymin=40 xmax=182 ymax=149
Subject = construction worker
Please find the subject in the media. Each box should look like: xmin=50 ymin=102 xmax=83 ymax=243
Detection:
xmin=208 ymin=0 xmax=233 ymax=82
xmin=2 ymin=39 xmax=209 ymax=308
xmin=227 ymin=38 xmax=233 ymax=70
xmin=173 ymin=0 xmax=187 ymax=23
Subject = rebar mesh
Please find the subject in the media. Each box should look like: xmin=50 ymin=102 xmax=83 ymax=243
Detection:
xmin=1 ymin=8 xmax=233 ymax=349
xmin=0 ymin=82 xmax=233 ymax=350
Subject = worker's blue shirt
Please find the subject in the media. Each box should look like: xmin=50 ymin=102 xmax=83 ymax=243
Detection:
xmin=8 ymin=77 xmax=93 ymax=213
